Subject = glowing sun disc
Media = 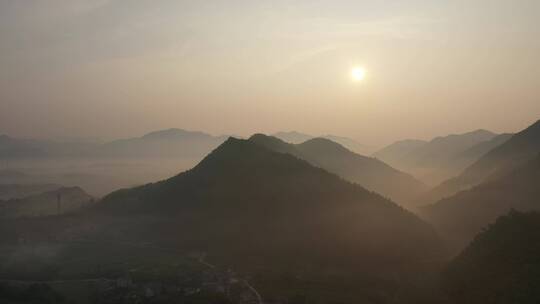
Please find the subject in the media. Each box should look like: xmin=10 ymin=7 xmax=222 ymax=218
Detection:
xmin=351 ymin=67 xmax=366 ymax=81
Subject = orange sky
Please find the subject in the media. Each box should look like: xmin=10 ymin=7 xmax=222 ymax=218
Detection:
xmin=1 ymin=1 xmax=539 ymax=146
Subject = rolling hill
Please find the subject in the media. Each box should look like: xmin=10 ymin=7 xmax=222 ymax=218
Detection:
xmin=249 ymin=134 xmax=428 ymax=206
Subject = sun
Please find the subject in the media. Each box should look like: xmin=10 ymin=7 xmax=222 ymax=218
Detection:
xmin=351 ymin=66 xmax=366 ymax=81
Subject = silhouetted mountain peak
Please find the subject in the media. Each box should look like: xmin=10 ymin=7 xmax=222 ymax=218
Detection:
xmin=249 ymin=134 xmax=292 ymax=151
xmin=192 ymin=136 xmax=313 ymax=176
xmin=430 ymin=129 xmax=496 ymax=144
xmin=141 ymin=128 xmax=212 ymax=140
xmin=299 ymin=137 xmax=351 ymax=154
xmin=98 ymin=135 xmax=441 ymax=269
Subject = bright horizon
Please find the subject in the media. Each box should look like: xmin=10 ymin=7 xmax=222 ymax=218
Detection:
xmin=1 ymin=1 xmax=539 ymax=146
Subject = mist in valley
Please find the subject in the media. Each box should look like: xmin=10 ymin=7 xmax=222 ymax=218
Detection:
xmin=1 ymin=1 xmax=540 ymax=304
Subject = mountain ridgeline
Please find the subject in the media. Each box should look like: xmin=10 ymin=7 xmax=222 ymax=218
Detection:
xmin=423 ymin=119 xmax=540 ymax=204
xmin=249 ymin=134 xmax=427 ymax=206
xmin=0 ymin=129 xmax=228 ymax=160
xmin=2 ymin=122 xmax=539 ymax=303
xmin=374 ymin=129 xmax=503 ymax=185
xmin=273 ymin=131 xmax=374 ymax=155
xmin=421 ymin=153 xmax=540 ymax=248
xmin=94 ymin=128 xmax=228 ymax=158
xmin=97 ymin=137 xmax=441 ymax=269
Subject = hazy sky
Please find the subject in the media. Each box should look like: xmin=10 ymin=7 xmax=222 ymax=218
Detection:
xmin=1 ymin=0 xmax=539 ymax=146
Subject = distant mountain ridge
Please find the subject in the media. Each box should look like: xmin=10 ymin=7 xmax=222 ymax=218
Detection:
xmin=0 ymin=186 xmax=93 ymax=218
xmin=373 ymin=139 xmax=428 ymax=166
xmin=448 ymin=133 xmax=513 ymax=168
xmin=424 ymin=120 xmax=540 ymax=204
xmin=0 ymin=129 xmax=229 ymax=160
xmin=0 ymin=184 xmax=62 ymax=200
xmin=422 ymin=152 xmax=540 ymax=248
xmin=0 ymin=135 xmax=48 ymax=158
xmin=96 ymin=128 xmax=228 ymax=158
xmin=374 ymin=129 xmax=500 ymax=185
xmin=249 ymin=134 xmax=427 ymax=206
xmin=272 ymin=131 xmax=374 ymax=155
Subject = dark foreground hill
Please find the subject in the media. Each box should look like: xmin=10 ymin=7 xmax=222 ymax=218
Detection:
xmin=424 ymin=119 xmax=540 ymax=204
xmin=95 ymin=137 xmax=441 ymax=269
xmin=443 ymin=211 xmax=540 ymax=304
xmin=0 ymin=138 xmax=447 ymax=303
xmin=249 ymin=134 xmax=427 ymax=207
xmin=421 ymin=153 xmax=540 ymax=249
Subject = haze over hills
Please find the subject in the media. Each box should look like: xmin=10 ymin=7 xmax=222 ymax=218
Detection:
xmin=0 ymin=137 xmax=446 ymax=303
xmin=374 ymin=129 xmax=499 ymax=185
xmin=446 ymin=133 xmax=513 ymax=172
xmin=94 ymin=137 xmax=441 ymax=269
xmin=0 ymin=135 xmax=48 ymax=158
xmin=0 ymin=183 xmax=62 ymax=200
xmin=444 ymin=211 xmax=540 ymax=304
xmin=0 ymin=129 xmax=228 ymax=160
xmin=249 ymin=134 xmax=427 ymax=206
xmin=424 ymin=120 xmax=540 ymax=204
xmin=372 ymin=139 xmax=428 ymax=167
xmin=0 ymin=129 xmax=230 ymax=196
xmin=421 ymin=153 xmax=540 ymax=248
xmin=0 ymin=186 xmax=93 ymax=218
xmin=1 ymin=1 xmax=539 ymax=302
xmin=0 ymin=135 xmax=97 ymax=159
xmin=94 ymin=128 xmax=228 ymax=158
xmin=273 ymin=131 xmax=375 ymax=155
xmin=0 ymin=125 xmax=535 ymax=303
xmin=272 ymin=131 xmax=313 ymax=144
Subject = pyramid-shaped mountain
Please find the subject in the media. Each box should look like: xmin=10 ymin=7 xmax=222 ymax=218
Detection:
xmin=97 ymin=137 xmax=441 ymax=269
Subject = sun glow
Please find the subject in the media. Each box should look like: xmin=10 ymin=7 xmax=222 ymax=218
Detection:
xmin=351 ymin=67 xmax=367 ymax=81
